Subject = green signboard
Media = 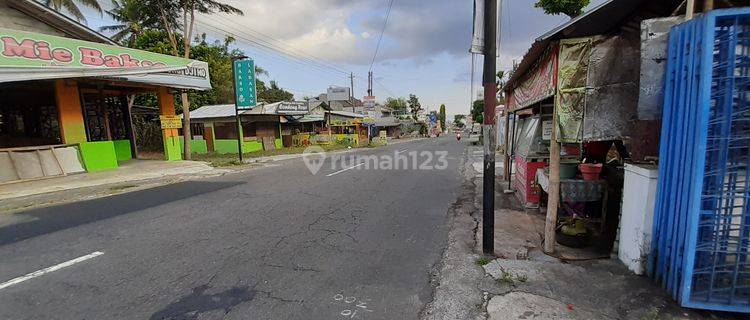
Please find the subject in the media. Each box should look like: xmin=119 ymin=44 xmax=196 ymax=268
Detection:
xmin=234 ymin=59 xmax=256 ymax=109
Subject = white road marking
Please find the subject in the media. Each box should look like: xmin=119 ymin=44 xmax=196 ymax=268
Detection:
xmin=0 ymin=251 xmax=104 ymax=290
xmin=326 ymin=162 xmax=365 ymax=177
xmin=396 ymin=149 xmax=409 ymax=154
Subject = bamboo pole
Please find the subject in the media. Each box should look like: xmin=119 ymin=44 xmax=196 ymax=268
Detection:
xmin=686 ymin=0 xmax=695 ymax=19
xmin=704 ymin=0 xmax=714 ymax=12
xmin=543 ymin=106 xmax=561 ymax=253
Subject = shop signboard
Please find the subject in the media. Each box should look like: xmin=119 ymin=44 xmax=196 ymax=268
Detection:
xmin=0 ymin=28 xmax=211 ymax=90
xmin=160 ymin=115 xmax=183 ymax=129
xmin=327 ymin=87 xmax=350 ymax=101
xmin=363 ymin=95 xmax=376 ymax=110
xmin=233 ymin=59 xmax=256 ymax=109
xmin=276 ymin=101 xmax=308 ymax=115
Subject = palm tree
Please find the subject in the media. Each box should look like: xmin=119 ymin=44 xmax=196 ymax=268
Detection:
xmin=44 ymin=0 xmax=102 ymax=22
xmin=100 ymin=0 xmax=161 ymax=45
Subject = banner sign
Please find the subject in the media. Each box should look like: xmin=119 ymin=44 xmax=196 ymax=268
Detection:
xmin=327 ymin=86 xmax=350 ymax=101
xmin=363 ymin=96 xmax=376 ymax=110
xmin=507 ymin=46 xmax=558 ymax=110
xmin=159 ymin=115 xmax=183 ymax=129
xmin=276 ymin=101 xmax=308 ymax=115
xmin=0 ymin=28 xmax=210 ymax=90
xmin=233 ymin=59 xmax=256 ymax=109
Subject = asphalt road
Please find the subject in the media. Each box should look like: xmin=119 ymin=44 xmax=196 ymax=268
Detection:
xmin=0 ymin=137 xmax=466 ymax=320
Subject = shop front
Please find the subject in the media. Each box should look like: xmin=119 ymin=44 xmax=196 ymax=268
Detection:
xmin=0 ymin=27 xmax=211 ymax=184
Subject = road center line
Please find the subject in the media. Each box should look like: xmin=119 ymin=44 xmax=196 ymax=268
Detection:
xmin=0 ymin=251 xmax=104 ymax=290
xmin=396 ymin=149 xmax=409 ymax=154
xmin=326 ymin=162 xmax=365 ymax=177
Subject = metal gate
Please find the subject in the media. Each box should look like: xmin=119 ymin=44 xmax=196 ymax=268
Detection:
xmin=652 ymin=8 xmax=750 ymax=313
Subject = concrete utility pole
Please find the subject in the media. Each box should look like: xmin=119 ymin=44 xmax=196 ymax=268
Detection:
xmin=481 ymin=0 xmax=498 ymax=255
xmin=367 ymin=71 xmax=373 ymax=96
xmin=350 ymin=72 xmax=355 ymax=110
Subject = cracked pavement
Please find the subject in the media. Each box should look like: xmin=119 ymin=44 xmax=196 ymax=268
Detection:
xmin=0 ymin=137 xmax=464 ymax=319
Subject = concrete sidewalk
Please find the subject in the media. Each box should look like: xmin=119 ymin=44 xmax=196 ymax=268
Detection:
xmin=0 ymin=160 xmax=229 ymax=201
xmin=0 ymin=160 xmax=234 ymax=214
xmin=461 ymin=146 xmax=728 ymax=320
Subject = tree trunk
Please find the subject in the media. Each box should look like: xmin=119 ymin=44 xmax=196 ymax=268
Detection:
xmin=180 ymin=4 xmax=196 ymax=160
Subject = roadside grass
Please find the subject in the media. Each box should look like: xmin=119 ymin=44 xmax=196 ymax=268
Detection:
xmin=192 ymin=144 xmax=352 ymax=167
xmin=108 ymin=184 xmax=138 ymax=192
xmin=496 ymin=270 xmax=528 ymax=285
xmin=475 ymin=257 xmax=492 ymax=266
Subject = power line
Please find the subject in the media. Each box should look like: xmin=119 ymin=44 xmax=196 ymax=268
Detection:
xmin=369 ymin=0 xmax=395 ymax=72
xmin=198 ymin=15 xmax=351 ymax=76
xmin=195 ymin=17 xmax=351 ymax=78
xmin=194 ymin=20 xmax=351 ymax=81
xmin=374 ymin=78 xmax=397 ymax=97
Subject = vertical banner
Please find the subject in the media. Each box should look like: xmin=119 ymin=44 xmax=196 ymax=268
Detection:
xmin=234 ymin=59 xmax=256 ymax=109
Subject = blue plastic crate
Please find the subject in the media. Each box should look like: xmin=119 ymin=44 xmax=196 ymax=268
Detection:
xmin=652 ymin=8 xmax=750 ymax=313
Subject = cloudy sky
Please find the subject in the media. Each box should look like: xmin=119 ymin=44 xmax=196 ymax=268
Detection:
xmin=78 ymin=0 xmax=606 ymax=118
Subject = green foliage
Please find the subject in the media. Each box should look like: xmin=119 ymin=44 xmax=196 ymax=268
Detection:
xmin=475 ymin=257 xmax=491 ymax=266
xmin=44 ymin=0 xmax=102 ymax=22
xmin=534 ymin=0 xmax=590 ymax=18
xmin=384 ymin=97 xmax=408 ymax=113
xmin=258 ymin=80 xmax=294 ymax=104
xmin=129 ymin=31 xmax=290 ymax=110
xmin=471 ymin=100 xmax=484 ymax=124
xmin=453 ymin=114 xmax=466 ymax=128
xmin=408 ymin=94 xmax=422 ymax=121
xmin=439 ymin=104 xmax=446 ymax=132
xmin=100 ymin=0 xmax=166 ymax=45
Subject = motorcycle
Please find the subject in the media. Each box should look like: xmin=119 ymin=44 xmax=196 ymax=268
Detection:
xmin=456 ymin=133 xmax=461 ymax=141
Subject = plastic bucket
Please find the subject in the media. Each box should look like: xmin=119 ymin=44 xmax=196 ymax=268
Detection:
xmin=579 ymin=163 xmax=603 ymax=181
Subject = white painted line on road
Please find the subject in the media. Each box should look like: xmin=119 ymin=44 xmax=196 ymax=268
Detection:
xmin=396 ymin=149 xmax=409 ymax=154
xmin=0 ymin=251 xmax=104 ymax=290
xmin=326 ymin=162 xmax=365 ymax=177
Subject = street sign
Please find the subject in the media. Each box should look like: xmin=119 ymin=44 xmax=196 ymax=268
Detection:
xmin=233 ymin=59 xmax=256 ymax=109
xmin=159 ymin=115 xmax=182 ymax=129
xmin=363 ymin=96 xmax=376 ymax=110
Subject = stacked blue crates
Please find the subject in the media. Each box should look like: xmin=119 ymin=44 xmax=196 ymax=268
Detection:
xmin=652 ymin=8 xmax=750 ymax=313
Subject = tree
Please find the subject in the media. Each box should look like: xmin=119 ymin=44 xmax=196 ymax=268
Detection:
xmin=130 ymin=31 xmax=275 ymax=109
xmin=439 ymin=104 xmax=446 ymax=132
xmin=408 ymin=94 xmax=422 ymax=122
xmin=534 ymin=0 xmax=590 ymax=18
xmin=146 ymin=0 xmax=243 ymax=159
xmin=45 ymin=0 xmax=102 ymax=22
xmin=100 ymin=0 xmax=166 ymax=46
xmin=258 ymin=81 xmax=294 ymax=103
xmin=453 ymin=114 xmax=466 ymax=128
xmin=384 ymin=97 xmax=408 ymax=117
xmin=471 ymin=99 xmax=484 ymax=124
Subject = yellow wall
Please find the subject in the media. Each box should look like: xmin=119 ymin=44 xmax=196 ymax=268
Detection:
xmin=54 ymin=80 xmax=87 ymax=144
xmin=158 ymin=87 xmax=182 ymax=161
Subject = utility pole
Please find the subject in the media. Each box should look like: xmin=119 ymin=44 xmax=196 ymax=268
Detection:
xmin=350 ymin=72 xmax=355 ymax=111
xmin=482 ymin=0 xmax=497 ymax=255
xmin=367 ymin=71 xmax=373 ymax=96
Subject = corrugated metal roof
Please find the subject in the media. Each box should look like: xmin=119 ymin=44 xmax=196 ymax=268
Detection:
xmin=190 ymin=104 xmax=237 ymax=119
xmin=327 ymin=110 xmax=365 ymax=118
xmin=504 ymin=0 xmax=682 ymax=91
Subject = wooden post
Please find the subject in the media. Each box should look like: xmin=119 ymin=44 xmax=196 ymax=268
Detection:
xmin=703 ymin=0 xmax=713 ymax=12
xmin=543 ymin=106 xmax=561 ymax=253
xmin=503 ymin=109 xmax=511 ymax=182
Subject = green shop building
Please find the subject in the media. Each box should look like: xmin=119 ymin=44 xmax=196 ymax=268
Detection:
xmin=189 ymin=103 xmax=292 ymax=154
xmin=0 ymin=0 xmax=211 ymax=184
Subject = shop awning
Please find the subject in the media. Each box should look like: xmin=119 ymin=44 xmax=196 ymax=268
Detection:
xmin=0 ymin=28 xmax=211 ymax=90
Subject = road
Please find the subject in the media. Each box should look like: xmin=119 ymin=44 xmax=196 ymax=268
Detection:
xmin=0 ymin=137 xmax=466 ymax=320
